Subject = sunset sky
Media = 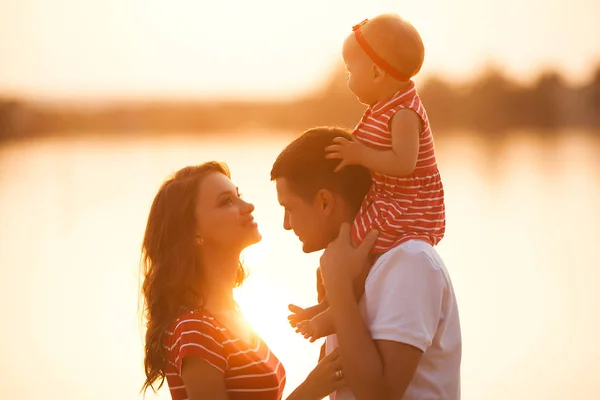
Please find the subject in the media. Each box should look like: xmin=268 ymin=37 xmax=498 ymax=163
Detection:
xmin=1 ymin=0 xmax=599 ymax=101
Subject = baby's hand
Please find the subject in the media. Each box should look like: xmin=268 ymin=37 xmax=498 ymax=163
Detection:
xmin=288 ymin=304 xmax=312 ymax=328
xmin=324 ymin=137 xmax=366 ymax=172
xmin=295 ymin=309 xmax=335 ymax=342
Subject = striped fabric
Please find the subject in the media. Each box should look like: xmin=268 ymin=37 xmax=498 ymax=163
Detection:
xmin=352 ymin=81 xmax=446 ymax=253
xmin=165 ymin=309 xmax=286 ymax=400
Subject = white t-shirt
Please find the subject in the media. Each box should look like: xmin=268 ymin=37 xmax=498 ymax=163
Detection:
xmin=326 ymin=240 xmax=461 ymax=400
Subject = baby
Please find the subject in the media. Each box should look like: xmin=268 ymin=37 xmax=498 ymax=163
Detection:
xmin=290 ymin=13 xmax=446 ymax=342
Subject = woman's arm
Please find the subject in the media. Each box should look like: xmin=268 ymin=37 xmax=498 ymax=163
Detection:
xmin=181 ymin=343 xmax=344 ymax=400
xmin=181 ymin=357 xmax=229 ymax=400
xmin=286 ymin=349 xmax=346 ymax=400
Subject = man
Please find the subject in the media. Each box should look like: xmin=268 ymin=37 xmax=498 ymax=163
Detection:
xmin=271 ymin=127 xmax=461 ymax=400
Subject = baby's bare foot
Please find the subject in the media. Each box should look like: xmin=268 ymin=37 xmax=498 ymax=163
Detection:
xmin=306 ymin=309 xmax=335 ymax=342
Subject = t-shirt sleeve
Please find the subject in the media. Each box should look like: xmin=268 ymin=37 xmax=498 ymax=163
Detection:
xmin=365 ymin=247 xmax=445 ymax=352
xmin=172 ymin=317 xmax=227 ymax=374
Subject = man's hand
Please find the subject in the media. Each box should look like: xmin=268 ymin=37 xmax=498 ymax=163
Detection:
xmin=324 ymin=137 xmax=367 ymax=172
xmin=319 ymin=223 xmax=378 ymax=291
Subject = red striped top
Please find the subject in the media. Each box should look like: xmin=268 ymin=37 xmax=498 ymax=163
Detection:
xmin=352 ymin=81 xmax=445 ymax=253
xmin=164 ymin=309 xmax=286 ymax=400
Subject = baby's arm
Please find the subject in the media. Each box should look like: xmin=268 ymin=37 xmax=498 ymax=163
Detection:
xmin=356 ymin=109 xmax=421 ymax=177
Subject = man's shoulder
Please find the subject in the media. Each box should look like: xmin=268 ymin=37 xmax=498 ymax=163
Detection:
xmin=371 ymin=240 xmax=445 ymax=275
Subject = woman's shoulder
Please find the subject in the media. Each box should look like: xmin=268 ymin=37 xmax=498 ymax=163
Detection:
xmin=166 ymin=308 xmax=230 ymax=374
xmin=168 ymin=308 xmax=226 ymax=343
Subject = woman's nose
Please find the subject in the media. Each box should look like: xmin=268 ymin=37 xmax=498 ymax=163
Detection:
xmin=241 ymin=200 xmax=255 ymax=214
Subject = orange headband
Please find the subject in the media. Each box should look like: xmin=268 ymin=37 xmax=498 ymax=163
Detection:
xmin=352 ymin=19 xmax=410 ymax=82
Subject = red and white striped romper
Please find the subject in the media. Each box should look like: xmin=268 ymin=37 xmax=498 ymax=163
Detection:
xmin=351 ymin=81 xmax=445 ymax=254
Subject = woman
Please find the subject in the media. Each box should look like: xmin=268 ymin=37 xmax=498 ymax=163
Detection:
xmin=140 ymin=161 xmax=344 ymax=400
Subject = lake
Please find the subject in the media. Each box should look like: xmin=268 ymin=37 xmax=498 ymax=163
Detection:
xmin=1 ymin=129 xmax=599 ymax=399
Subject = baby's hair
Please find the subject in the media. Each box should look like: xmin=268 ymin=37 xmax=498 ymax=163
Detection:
xmin=358 ymin=13 xmax=425 ymax=80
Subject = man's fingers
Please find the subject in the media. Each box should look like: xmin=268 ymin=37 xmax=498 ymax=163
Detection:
xmin=358 ymin=229 xmax=379 ymax=257
xmin=337 ymin=223 xmax=352 ymax=240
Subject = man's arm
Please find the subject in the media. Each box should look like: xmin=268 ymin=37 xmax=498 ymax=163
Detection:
xmin=327 ymin=284 xmax=422 ymax=400
xmin=325 ymin=247 xmax=444 ymax=400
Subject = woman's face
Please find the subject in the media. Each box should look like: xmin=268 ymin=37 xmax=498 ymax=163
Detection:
xmin=194 ymin=172 xmax=261 ymax=252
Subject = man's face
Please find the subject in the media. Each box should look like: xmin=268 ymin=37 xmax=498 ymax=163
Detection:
xmin=275 ymin=178 xmax=337 ymax=253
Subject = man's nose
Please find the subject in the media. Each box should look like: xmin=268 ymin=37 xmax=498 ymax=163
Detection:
xmin=283 ymin=212 xmax=291 ymax=231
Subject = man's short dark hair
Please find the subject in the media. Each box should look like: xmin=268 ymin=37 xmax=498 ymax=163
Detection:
xmin=270 ymin=126 xmax=372 ymax=214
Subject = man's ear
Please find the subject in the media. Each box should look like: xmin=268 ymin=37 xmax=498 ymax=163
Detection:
xmin=315 ymin=189 xmax=336 ymax=215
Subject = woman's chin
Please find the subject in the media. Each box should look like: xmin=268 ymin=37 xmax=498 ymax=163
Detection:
xmin=243 ymin=228 xmax=262 ymax=248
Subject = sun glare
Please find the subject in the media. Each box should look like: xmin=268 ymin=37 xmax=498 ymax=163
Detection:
xmin=234 ymin=273 xmax=288 ymax=341
xmin=242 ymin=237 xmax=270 ymax=266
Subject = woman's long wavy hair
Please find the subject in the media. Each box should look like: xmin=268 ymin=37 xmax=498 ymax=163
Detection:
xmin=140 ymin=162 xmax=246 ymax=393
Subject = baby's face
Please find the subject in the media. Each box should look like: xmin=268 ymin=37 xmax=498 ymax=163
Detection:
xmin=342 ymin=34 xmax=377 ymax=105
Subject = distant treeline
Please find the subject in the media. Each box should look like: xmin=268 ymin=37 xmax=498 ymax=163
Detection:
xmin=1 ymin=64 xmax=599 ymax=141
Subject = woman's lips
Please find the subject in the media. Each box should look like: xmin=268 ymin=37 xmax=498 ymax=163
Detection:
xmin=242 ymin=216 xmax=257 ymax=227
